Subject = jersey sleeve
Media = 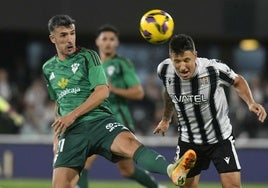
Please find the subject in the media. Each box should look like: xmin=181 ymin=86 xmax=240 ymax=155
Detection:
xmin=120 ymin=59 xmax=141 ymax=87
xmin=157 ymin=58 xmax=170 ymax=81
xmin=42 ymin=67 xmax=57 ymax=100
xmin=212 ymin=59 xmax=238 ymax=87
xmin=157 ymin=62 xmax=164 ymax=80
xmin=85 ymin=50 xmax=108 ymax=90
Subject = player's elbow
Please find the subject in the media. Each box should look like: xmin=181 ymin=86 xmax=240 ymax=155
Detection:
xmin=136 ymin=89 xmax=145 ymax=100
xmin=103 ymin=87 xmax=110 ymax=99
xmin=233 ymin=74 xmax=246 ymax=88
xmin=95 ymin=85 xmax=110 ymax=100
xmin=132 ymin=85 xmax=144 ymax=100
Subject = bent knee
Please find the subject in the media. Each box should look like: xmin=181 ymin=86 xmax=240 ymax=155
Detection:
xmin=111 ymin=132 xmax=142 ymax=157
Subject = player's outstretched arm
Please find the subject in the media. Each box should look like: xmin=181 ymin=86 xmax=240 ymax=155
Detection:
xmin=109 ymin=84 xmax=144 ymax=100
xmin=233 ymin=75 xmax=267 ymax=122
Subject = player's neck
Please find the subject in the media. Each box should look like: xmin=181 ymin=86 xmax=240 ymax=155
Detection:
xmin=100 ymin=51 xmax=116 ymax=62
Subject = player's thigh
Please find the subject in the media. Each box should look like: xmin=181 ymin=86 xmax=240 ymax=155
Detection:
xmin=84 ymin=154 xmax=98 ymax=170
xmin=89 ymin=117 xmax=134 ymax=161
xmin=220 ymin=171 xmax=241 ymax=188
xmin=111 ymin=131 xmax=142 ymax=158
xmin=52 ymin=167 xmax=79 ymax=188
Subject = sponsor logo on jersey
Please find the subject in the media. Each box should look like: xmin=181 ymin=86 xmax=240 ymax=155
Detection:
xmin=107 ymin=66 xmax=115 ymax=76
xmin=106 ymin=122 xmax=124 ymax=132
xmin=57 ymin=78 xmax=69 ymax=89
xmin=223 ymin=156 xmax=230 ymax=164
xmin=57 ymin=87 xmax=81 ymax=101
xmin=167 ymin=78 xmax=173 ymax=85
xmin=174 ymin=94 xmax=207 ymax=104
xmin=199 ymin=76 xmax=209 ymax=86
xmin=71 ymin=63 xmax=80 ymax=74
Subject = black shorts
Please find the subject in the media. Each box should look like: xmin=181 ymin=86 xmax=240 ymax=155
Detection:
xmin=175 ymin=135 xmax=241 ymax=178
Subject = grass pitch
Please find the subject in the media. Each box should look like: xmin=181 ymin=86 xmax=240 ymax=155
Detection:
xmin=0 ymin=179 xmax=267 ymax=188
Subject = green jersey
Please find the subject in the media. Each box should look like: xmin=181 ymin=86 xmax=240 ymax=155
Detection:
xmin=102 ymin=55 xmax=141 ymax=132
xmin=42 ymin=48 xmax=113 ymax=125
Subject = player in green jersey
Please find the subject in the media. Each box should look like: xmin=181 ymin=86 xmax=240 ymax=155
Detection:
xmin=43 ymin=15 xmax=197 ymax=188
xmin=76 ymin=24 xmax=165 ymax=188
xmin=97 ymin=24 xmax=141 ymax=133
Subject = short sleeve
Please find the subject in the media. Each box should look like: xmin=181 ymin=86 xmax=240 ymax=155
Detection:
xmin=84 ymin=50 xmax=108 ymax=90
xmin=212 ymin=59 xmax=238 ymax=86
xmin=42 ymin=70 xmax=57 ymax=100
xmin=88 ymin=65 xmax=108 ymax=90
xmin=120 ymin=59 xmax=141 ymax=87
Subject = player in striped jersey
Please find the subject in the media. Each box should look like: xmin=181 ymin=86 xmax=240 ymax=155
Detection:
xmin=43 ymin=15 xmax=196 ymax=188
xmin=154 ymin=34 xmax=267 ymax=188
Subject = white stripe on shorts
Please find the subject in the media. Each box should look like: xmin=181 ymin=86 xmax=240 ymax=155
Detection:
xmin=229 ymin=136 xmax=241 ymax=170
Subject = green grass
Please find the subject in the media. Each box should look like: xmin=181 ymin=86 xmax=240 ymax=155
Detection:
xmin=0 ymin=179 xmax=267 ymax=188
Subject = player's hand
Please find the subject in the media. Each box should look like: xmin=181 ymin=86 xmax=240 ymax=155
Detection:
xmin=153 ymin=120 xmax=170 ymax=136
xmin=51 ymin=113 xmax=76 ymax=135
xmin=248 ymin=102 xmax=267 ymax=123
xmin=107 ymin=80 xmax=115 ymax=93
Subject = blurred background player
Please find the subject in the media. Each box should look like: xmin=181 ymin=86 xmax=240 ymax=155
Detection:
xmin=76 ymin=24 xmax=166 ymax=188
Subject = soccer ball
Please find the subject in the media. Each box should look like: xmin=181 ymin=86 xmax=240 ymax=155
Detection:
xmin=139 ymin=9 xmax=174 ymax=44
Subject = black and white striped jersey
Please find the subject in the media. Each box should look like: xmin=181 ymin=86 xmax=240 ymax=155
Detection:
xmin=157 ymin=58 xmax=238 ymax=145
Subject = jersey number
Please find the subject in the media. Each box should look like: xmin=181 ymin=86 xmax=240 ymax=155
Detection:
xmin=58 ymin=138 xmax=65 ymax=153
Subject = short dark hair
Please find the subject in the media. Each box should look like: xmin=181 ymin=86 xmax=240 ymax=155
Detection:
xmin=96 ymin=24 xmax=119 ymax=38
xmin=48 ymin=15 xmax=75 ymax=33
xmin=169 ymin=34 xmax=196 ymax=55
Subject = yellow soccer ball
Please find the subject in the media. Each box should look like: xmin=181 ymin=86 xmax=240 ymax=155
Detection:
xmin=139 ymin=9 xmax=174 ymax=44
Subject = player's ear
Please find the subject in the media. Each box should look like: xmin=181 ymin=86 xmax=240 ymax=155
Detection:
xmin=95 ymin=37 xmax=100 ymax=47
xmin=49 ymin=34 xmax=56 ymax=44
xmin=169 ymin=50 xmax=174 ymax=59
xmin=116 ymin=38 xmax=120 ymax=46
xmin=194 ymin=51 xmax=198 ymax=58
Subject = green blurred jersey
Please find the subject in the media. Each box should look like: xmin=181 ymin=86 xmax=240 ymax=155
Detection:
xmin=102 ymin=55 xmax=141 ymax=132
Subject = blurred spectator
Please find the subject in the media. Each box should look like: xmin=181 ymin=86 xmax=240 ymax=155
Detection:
xmin=11 ymin=56 xmax=31 ymax=94
xmin=144 ymin=73 xmax=162 ymax=101
xmin=40 ymin=98 xmax=55 ymax=134
xmin=229 ymin=75 xmax=267 ymax=138
xmin=0 ymin=68 xmax=12 ymax=101
xmin=129 ymin=96 xmax=155 ymax=135
xmin=21 ymin=76 xmax=50 ymax=134
xmin=0 ymin=96 xmax=24 ymax=134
